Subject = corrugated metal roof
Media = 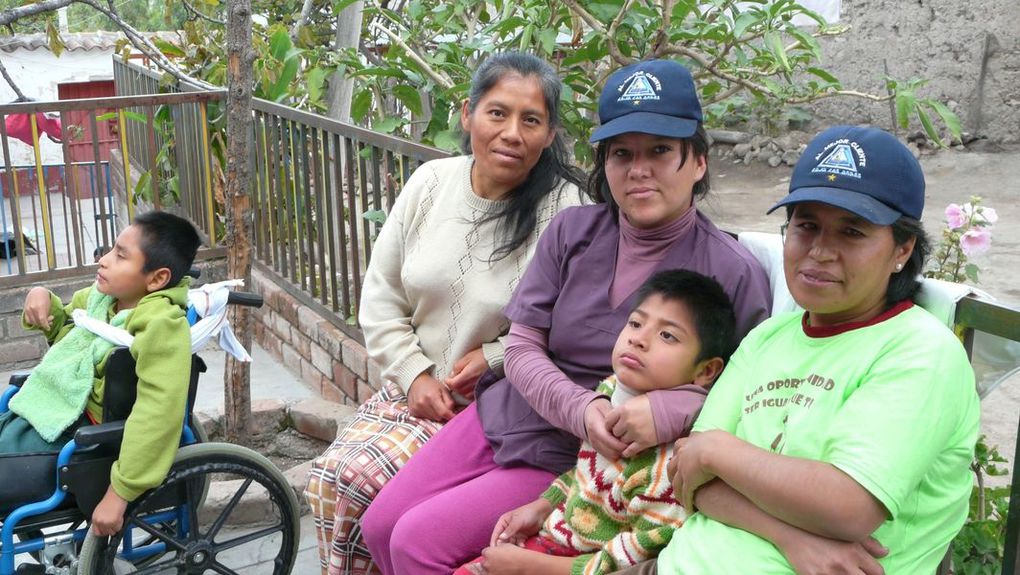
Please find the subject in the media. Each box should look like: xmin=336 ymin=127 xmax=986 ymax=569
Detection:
xmin=0 ymin=31 xmax=180 ymax=53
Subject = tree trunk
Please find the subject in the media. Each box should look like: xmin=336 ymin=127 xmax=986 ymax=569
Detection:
xmin=224 ymin=0 xmax=256 ymax=445
xmin=326 ymin=0 xmax=364 ymax=122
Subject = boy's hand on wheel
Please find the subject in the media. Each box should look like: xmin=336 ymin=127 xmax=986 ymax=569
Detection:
xmin=91 ymin=486 xmax=129 ymax=536
xmin=23 ymin=287 xmax=54 ymax=330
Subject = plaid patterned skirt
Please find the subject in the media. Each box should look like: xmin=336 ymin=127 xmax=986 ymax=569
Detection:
xmin=304 ymin=382 xmax=444 ymax=575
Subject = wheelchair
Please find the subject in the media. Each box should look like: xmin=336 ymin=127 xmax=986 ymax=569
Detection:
xmin=0 ymin=290 xmax=300 ymax=574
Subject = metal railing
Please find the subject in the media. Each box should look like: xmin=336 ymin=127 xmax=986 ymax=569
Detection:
xmin=0 ymin=90 xmax=225 ymax=287
xmin=113 ymin=57 xmax=449 ymax=338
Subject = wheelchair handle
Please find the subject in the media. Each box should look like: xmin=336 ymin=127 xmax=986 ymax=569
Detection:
xmin=227 ymin=291 xmax=263 ymax=308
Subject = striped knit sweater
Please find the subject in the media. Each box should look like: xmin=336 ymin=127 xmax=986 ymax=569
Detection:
xmin=539 ymin=376 xmax=694 ymax=575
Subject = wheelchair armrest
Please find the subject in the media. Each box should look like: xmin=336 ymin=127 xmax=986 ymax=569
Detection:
xmin=74 ymin=421 xmax=126 ymax=448
xmin=9 ymin=372 xmax=30 ymax=387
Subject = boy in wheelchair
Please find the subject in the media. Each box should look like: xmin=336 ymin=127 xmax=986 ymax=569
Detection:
xmin=1 ymin=211 xmax=201 ymax=538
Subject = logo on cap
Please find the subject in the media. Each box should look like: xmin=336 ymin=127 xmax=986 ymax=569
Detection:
xmin=811 ymin=139 xmax=867 ymax=180
xmin=617 ymin=71 xmax=661 ymax=104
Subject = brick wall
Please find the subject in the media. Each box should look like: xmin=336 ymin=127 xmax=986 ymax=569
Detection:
xmin=249 ymin=266 xmax=382 ymax=406
xmin=0 ymin=276 xmax=92 ymax=370
xmin=0 ymin=259 xmax=227 ymax=371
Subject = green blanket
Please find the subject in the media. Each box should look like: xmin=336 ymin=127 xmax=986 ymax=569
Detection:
xmin=10 ymin=287 xmax=130 ymax=442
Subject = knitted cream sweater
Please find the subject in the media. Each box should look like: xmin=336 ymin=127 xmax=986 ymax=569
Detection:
xmin=358 ymin=155 xmax=582 ymax=396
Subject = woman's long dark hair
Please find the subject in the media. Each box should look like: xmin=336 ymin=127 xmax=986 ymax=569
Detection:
xmin=461 ymin=52 xmax=585 ymax=261
xmin=889 ymin=216 xmax=930 ymax=305
xmin=586 ymin=125 xmax=712 ymax=214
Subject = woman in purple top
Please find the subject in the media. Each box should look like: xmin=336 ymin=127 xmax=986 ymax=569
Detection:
xmin=361 ymin=59 xmax=772 ymax=575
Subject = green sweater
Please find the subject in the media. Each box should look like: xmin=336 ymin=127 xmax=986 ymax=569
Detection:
xmin=25 ymin=280 xmax=193 ymax=501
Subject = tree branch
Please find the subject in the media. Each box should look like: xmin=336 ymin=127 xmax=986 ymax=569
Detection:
xmin=559 ymin=0 xmax=606 ymax=36
xmin=75 ymin=0 xmax=217 ymax=90
xmin=605 ymin=0 xmax=637 ymax=65
xmin=0 ymin=57 xmax=28 ymax=101
xmin=182 ymin=0 xmax=225 ymax=25
xmin=0 ymin=0 xmax=74 ymax=26
xmin=369 ymin=22 xmax=453 ymax=90
xmin=561 ymin=0 xmax=631 ymax=66
xmin=292 ymin=0 xmax=317 ymax=39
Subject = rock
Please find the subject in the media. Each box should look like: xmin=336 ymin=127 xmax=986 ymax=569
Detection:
xmin=201 ymin=476 xmax=273 ymax=526
xmin=283 ymin=459 xmax=315 ymax=513
xmin=782 ymin=150 xmax=801 ymax=166
xmin=289 ymin=398 xmax=356 ymax=443
xmin=251 ymin=399 xmax=290 ymax=434
xmin=708 ymin=129 xmax=751 ymax=145
xmin=733 ymin=143 xmax=752 ymax=158
xmin=772 ymin=131 xmax=810 ymax=152
xmin=750 ymin=134 xmax=771 ymax=149
xmin=767 ymin=155 xmax=783 ymax=167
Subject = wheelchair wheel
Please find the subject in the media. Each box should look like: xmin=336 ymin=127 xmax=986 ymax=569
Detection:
xmin=77 ymin=442 xmax=300 ymax=574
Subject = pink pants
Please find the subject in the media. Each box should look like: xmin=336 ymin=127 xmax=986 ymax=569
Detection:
xmin=361 ymin=403 xmax=557 ymax=575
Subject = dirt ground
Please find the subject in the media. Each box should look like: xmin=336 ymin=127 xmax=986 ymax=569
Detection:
xmin=702 ymin=144 xmax=1020 ymax=483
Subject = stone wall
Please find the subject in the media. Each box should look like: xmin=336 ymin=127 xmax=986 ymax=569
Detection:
xmin=811 ymin=0 xmax=1019 ymax=144
xmin=249 ymin=266 xmax=382 ymax=406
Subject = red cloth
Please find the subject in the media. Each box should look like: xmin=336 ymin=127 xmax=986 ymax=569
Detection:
xmin=4 ymin=112 xmax=62 ymax=144
xmin=453 ymin=535 xmax=581 ymax=574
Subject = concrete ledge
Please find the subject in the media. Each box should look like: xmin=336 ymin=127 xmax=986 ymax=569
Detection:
xmin=193 ymin=397 xmax=354 ymax=525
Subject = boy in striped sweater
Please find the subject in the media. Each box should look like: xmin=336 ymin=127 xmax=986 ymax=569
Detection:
xmin=455 ymin=269 xmax=738 ymax=575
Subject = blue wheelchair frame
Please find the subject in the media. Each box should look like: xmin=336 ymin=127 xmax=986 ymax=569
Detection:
xmin=0 ymin=304 xmax=208 ymax=574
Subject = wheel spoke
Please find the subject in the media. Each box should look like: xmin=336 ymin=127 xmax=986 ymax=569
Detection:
xmin=126 ymin=517 xmax=189 ymax=553
xmin=130 ymin=553 xmax=187 ymax=575
xmin=211 ymin=523 xmax=284 ymax=553
xmin=206 ymin=477 xmax=254 ymax=539
xmin=209 ymin=560 xmax=241 ymax=575
xmin=184 ymin=476 xmax=203 ymax=539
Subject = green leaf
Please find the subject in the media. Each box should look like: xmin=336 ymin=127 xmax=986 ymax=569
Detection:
xmin=363 ymin=209 xmax=387 ymax=225
xmin=965 ymin=263 xmax=980 ymax=284
xmin=764 ymin=31 xmax=790 ymax=73
xmin=806 ymin=67 xmax=840 ymax=86
xmin=432 ymin=129 xmax=462 ymax=152
xmin=917 ymin=106 xmax=942 ymax=147
xmin=306 ymin=68 xmax=328 ymax=104
xmin=895 ymin=92 xmax=914 ymax=129
xmin=134 ymin=171 xmax=152 ymax=203
xmin=269 ymin=56 xmax=300 ymax=102
xmin=732 ymin=12 xmax=758 ymax=37
xmin=269 ymin=29 xmax=292 ymax=62
xmin=393 ymin=85 xmax=423 ymax=116
xmin=538 ymin=27 xmax=558 ymax=55
xmin=373 ymin=117 xmax=403 ymax=134
xmin=927 ymin=100 xmax=963 ymax=141
xmin=350 ymin=90 xmax=372 ymax=123
xmin=297 ymin=26 xmax=318 ymax=49
xmin=98 ymin=111 xmax=147 ymax=123
xmin=153 ymin=38 xmax=185 ymax=58
xmin=45 ymin=21 xmax=65 ymax=58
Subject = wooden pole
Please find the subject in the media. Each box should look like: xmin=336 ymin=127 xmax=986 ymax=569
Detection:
xmin=224 ymin=0 xmax=255 ymax=445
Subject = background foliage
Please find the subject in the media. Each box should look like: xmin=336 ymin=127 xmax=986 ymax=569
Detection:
xmin=2 ymin=0 xmax=960 ymax=164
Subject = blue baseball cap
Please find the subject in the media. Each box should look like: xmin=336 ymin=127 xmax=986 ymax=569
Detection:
xmin=767 ymin=125 xmax=925 ymax=225
xmin=590 ymin=59 xmax=703 ymax=143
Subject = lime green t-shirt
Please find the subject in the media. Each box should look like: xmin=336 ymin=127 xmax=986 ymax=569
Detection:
xmin=657 ymin=304 xmax=979 ymax=575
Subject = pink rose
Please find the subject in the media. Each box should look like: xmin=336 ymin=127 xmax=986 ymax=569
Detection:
xmin=960 ymin=229 xmax=992 ymax=256
xmin=945 ymin=203 xmax=967 ymax=229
